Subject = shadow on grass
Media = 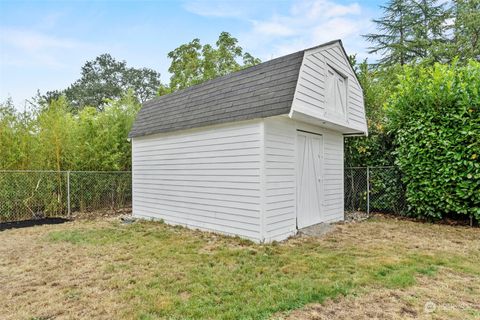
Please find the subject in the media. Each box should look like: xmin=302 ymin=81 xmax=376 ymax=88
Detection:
xmin=0 ymin=217 xmax=70 ymax=231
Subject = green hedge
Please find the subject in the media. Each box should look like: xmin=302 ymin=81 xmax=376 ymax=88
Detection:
xmin=387 ymin=61 xmax=480 ymax=220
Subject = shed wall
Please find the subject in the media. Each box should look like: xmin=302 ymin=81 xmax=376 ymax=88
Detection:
xmin=132 ymin=120 xmax=263 ymax=241
xmin=263 ymin=116 xmax=344 ymax=241
xmin=263 ymin=117 xmax=297 ymax=241
xmin=132 ymin=116 xmax=345 ymax=243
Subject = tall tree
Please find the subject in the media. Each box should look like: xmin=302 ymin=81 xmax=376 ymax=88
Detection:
xmin=409 ymin=0 xmax=451 ymax=61
xmin=166 ymin=39 xmax=204 ymax=92
xmin=447 ymin=0 xmax=480 ymax=61
xmin=365 ymin=0 xmax=452 ymax=65
xmin=44 ymin=54 xmax=161 ymax=111
xmin=165 ymin=32 xmax=261 ymax=92
xmin=364 ymin=0 xmax=416 ymax=66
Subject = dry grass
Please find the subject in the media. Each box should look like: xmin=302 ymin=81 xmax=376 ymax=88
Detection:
xmin=0 ymin=215 xmax=478 ymax=319
xmin=276 ymin=268 xmax=480 ymax=320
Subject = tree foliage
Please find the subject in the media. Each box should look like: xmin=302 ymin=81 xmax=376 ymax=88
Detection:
xmin=165 ymin=32 xmax=261 ymax=92
xmin=0 ymin=91 xmax=140 ymax=171
xmin=70 ymin=92 xmax=140 ymax=171
xmin=35 ymin=97 xmax=75 ymax=171
xmin=364 ymin=0 xmax=418 ymax=66
xmin=447 ymin=0 xmax=480 ymax=62
xmin=386 ymin=61 xmax=480 ymax=220
xmin=347 ymin=0 xmax=480 ymax=222
xmin=0 ymin=99 xmax=32 ymax=170
xmin=364 ymin=0 xmax=479 ymax=66
xmin=44 ymin=54 xmax=161 ymax=111
xmin=345 ymin=58 xmax=400 ymax=167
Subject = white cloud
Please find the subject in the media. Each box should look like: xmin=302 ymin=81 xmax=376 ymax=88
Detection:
xmin=183 ymin=0 xmax=376 ymax=62
xmin=312 ymin=18 xmax=361 ymax=43
xmin=253 ymin=0 xmax=365 ymax=55
xmin=0 ymin=28 xmax=98 ymax=68
xmin=1 ymin=28 xmax=82 ymax=51
xmin=252 ymin=20 xmax=296 ymax=37
xmin=291 ymin=0 xmax=361 ymax=19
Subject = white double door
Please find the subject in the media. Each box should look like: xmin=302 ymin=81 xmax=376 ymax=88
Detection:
xmin=296 ymin=131 xmax=324 ymax=228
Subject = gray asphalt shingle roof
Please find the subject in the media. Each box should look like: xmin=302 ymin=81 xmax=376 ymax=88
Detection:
xmin=128 ymin=49 xmax=305 ymax=138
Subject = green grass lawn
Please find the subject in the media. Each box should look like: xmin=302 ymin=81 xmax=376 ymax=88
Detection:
xmin=1 ymin=215 xmax=479 ymax=319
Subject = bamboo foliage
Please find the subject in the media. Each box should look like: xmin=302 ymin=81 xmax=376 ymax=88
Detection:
xmin=0 ymin=91 xmax=140 ymax=171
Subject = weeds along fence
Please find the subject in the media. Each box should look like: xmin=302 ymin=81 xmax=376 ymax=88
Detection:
xmin=344 ymin=166 xmax=407 ymax=214
xmin=0 ymin=171 xmax=132 ymax=223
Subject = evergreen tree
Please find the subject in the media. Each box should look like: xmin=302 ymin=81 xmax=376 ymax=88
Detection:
xmin=365 ymin=0 xmax=451 ymax=65
xmin=447 ymin=0 xmax=480 ymax=61
xmin=409 ymin=0 xmax=451 ymax=62
xmin=364 ymin=0 xmax=416 ymax=66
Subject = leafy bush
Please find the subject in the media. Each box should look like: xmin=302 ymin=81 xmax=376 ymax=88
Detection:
xmin=369 ymin=167 xmax=407 ymax=214
xmin=344 ymin=60 xmax=400 ymax=168
xmin=387 ymin=61 xmax=480 ymax=220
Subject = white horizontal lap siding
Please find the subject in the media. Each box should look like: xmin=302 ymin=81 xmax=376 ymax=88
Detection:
xmin=291 ymin=42 xmax=367 ymax=134
xmin=132 ymin=120 xmax=263 ymax=241
xmin=263 ymin=117 xmax=297 ymax=241
xmin=293 ymin=53 xmax=326 ymax=118
xmin=322 ymin=130 xmax=344 ymax=222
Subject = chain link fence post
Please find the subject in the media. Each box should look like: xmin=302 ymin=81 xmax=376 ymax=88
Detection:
xmin=67 ymin=170 xmax=71 ymax=218
xmin=345 ymin=166 xmax=406 ymax=215
xmin=366 ymin=166 xmax=370 ymax=214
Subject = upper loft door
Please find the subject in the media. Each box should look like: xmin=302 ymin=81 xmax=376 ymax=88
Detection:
xmin=325 ymin=65 xmax=348 ymax=121
xmin=296 ymin=131 xmax=324 ymax=228
xmin=289 ymin=41 xmax=368 ymax=136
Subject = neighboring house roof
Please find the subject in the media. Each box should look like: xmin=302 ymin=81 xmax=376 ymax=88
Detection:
xmin=129 ymin=40 xmax=351 ymax=138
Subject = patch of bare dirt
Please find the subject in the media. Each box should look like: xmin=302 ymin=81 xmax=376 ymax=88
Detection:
xmin=344 ymin=211 xmax=370 ymax=222
xmin=70 ymin=207 xmax=132 ymax=220
xmin=275 ymin=268 xmax=480 ymax=320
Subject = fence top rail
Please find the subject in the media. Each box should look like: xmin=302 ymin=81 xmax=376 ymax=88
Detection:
xmin=345 ymin=166 xmax=397 ymax=169
xmin=0 ymin=170 xmax=132 ymax=173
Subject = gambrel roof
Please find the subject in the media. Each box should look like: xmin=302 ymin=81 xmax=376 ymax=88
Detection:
xmin=129 ymin=51 xmax=303 ymax=138
xmin=129 ymin=40 xmax=366 ymax=138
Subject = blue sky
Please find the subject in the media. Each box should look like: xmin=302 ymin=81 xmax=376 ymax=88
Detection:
xmin=0 ymin=0 xmax=382 ymax=108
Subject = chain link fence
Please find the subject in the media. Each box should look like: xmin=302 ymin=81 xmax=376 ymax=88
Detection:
xmin=2 ymin=167 xmax=405 ymax=223
xmin=345 ymin=166 xmax=407 ymax=214
xmin=0 ymin=171 xmax=131 ymax=223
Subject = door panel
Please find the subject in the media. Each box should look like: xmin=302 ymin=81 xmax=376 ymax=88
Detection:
xmin=297 ymin=132 xmax=323 ymax=228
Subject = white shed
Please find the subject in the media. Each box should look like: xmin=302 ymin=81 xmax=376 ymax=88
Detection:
xmin=129 ymin=40 xmax=367 ymax=242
